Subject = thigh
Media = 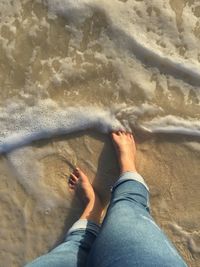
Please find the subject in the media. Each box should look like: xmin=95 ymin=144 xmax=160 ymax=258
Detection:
xmin=25 ymin=220 xmax=100 ymax=267
xmin=87 ymin=179 xmax=187 ymax=267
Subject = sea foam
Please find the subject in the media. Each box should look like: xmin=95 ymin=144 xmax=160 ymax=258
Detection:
xmin=0 ymin=99 xmax=123 ymax=153
xmin=45 ymin=0 xmax=200 ymax=91
xmin=141 ymin=115 xmax=200 ymax=136
xmin=1 ymin=99 xmax=200 ymax=155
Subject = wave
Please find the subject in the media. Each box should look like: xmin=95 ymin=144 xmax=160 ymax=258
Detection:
xmin=0 ymin=100 xmax=199 ymax=154
xmin=111 ymin=26 xmax=200 ymax=87
xmin=0 ymin=100 xmax=123 ymax=153
xmin=45 ymin=0 xmax=200 ymax=87
xmin=141 ymin=115 xmax=200 ymax=136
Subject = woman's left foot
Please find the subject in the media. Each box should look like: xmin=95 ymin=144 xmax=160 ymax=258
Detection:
xmin=68 ymin=168 xmax=103 ymax=224
xmin=69 ymin=168 xmax=95 ymax=204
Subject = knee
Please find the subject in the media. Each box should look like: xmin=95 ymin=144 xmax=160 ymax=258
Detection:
xmin=111 ymin=180 xmax=150 ymax=210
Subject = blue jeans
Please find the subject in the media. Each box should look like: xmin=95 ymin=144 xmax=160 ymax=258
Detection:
xmin=25 ymin=172 xmax=187 ymax=267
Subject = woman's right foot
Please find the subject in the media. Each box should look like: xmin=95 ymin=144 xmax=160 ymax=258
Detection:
xmin=111 ymin=131 xmax=137 ymax=174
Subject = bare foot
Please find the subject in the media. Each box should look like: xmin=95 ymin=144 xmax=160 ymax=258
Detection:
xmin=68 ymin=168 xmax=103 ymax=224
xmin=111 ymin=131 xmax=137 ymax=174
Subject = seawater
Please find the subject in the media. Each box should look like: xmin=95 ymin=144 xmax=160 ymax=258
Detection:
xmin=0 ymin=0 xmax=200 ymax=266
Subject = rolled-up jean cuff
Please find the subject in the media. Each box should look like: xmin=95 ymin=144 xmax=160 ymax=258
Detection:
xmin=66 ymin=219 xmax=101 ymax=237
xmin=112 ymin=171 xmax=149 ymax=192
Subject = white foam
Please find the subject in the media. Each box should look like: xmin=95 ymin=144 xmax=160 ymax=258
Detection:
xmin=45 ymin=0 xmax=200 ymax=91
xmin=184 ymin=141 xmax=200 ymax=152
xmin=7 ymin=146 xmax=60 ymax=209
xmin=45 ymin=0 xmax=92 ymax=22
xmin=0 ymin=99 xmax=123 ymax=153
xmin=1 ymin=0 xmax=200 ymax=101
xmin=0 ymin=0 xmax=21 ymax=21
xmin=0 ymin=99 xmax=199 ymax=155
xmin=169 ymin=222 xmax=200 ymax=254
xmin=141 ymin=115 xmax=200 ymax=136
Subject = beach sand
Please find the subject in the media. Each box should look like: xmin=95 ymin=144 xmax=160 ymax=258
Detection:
xmin=0 ymin=0 xmax=199 ymax=266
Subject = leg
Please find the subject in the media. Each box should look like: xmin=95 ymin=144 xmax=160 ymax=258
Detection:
xmin=25 ymin=168 xmax=103 ymax=267
xmin=87 ymin=132 xmax=187 ymax=267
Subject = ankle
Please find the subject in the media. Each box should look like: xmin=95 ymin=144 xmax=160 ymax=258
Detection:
xmin=80 ymin=198 xmax=103 ymax=224
xmin=120 ymin=158 xmax=137 ymax=174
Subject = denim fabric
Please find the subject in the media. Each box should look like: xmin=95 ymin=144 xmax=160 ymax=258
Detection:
xmin=113 ymin=171 xmax=149 ymax=191
xmin=87 ymin=172 xmax=187 ymax=267
xmin=25 ymin=220 xmax=100 ymax=267
xmin=25 ymin=172 xmax=187 ymax=267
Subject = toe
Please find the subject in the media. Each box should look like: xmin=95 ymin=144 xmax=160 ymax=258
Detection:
xmin=130 ymin=133 xmax=135 ymax=142
xmin=68 ymin=178 xmax=75 ymax=187
xmin=68 ymin=179 xmax=76 ymax=186
xmin=111 ymin=132 xmax=117 ymax=139
xmin=68 ymin=183 xmax=75 ymax=190
xmin=128 ymin=132 xmax=133 ymax=138
xmin=73 ymin=168 xmax=80 ymax=176
xmin=70 ymin=173 xmax=79 ymax=182
xmin=77 ymin=168 xmax=83 ymax=177
xmin=69 ymin=173 xmax=79 ymax=185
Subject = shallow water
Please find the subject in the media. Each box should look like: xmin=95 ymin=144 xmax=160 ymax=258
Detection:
xmin=0 ymin=0 xmax=200 ymax=266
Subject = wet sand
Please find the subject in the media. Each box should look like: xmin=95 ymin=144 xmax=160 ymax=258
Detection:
xmin=0 ymin=0 xmax=200 ymax=266
xmin=0 ymin=133 xmax=199 ymax=266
